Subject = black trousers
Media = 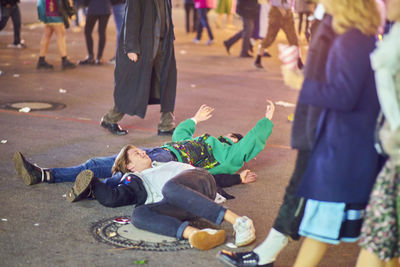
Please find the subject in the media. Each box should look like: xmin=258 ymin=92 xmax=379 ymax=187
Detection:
xmin=0 ymin=4 xmax=21 ymax=44
xmin=273 ymin=150 xmax=310 ymax=240
xmin=84 ymin=14 xmax=110 ymax=59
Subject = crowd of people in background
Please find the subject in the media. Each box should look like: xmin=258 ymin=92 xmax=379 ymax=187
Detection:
xmin=4 ymin=0 xmax=400 ymax=266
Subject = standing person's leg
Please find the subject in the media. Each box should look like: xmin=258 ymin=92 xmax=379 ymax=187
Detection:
xmin=95 ymin=14 xmax=110 ymax=64
xmin=79 ymin=15 xmax=96 ymax=64
xmin=10 ymin=4 xmax=23 ymax=46
xmin=240 ymin=17 xmax=254 ymax=57
xmin=53 ymin=23 xmax=76 ymax=69
xmin=223 ymin=29 xmax=243 ymax=54
xmin=100 ymin=106 xmax=127 ymax=135
xmin=152 ymin=40 xmax=176 ymax=135
xmin=0 ymin=6 xmax=10 ymax=30
xmin=37 ymin=24 xmax=55 ymax=69
xmin=298 ymin=12 xmax=304 ymax=35
xmin=110 ymin=3 xmax=124 ymax=62
xmin=195 ymin=8 xmax=205 ymax=42
xmin=184 ymin=2 xmax=191 ymax=33
xmin=293 ymin=238 xmax=328 ymax=267
xmin=191 ymin=3 xmax=198 ymax=32
xmin=254 ymin=7 xmax=282 ymax=68
xmin=280 ymin=11 xmax=302 ymax=68
xmin=203 ymin=8 xmax=214 ymax=44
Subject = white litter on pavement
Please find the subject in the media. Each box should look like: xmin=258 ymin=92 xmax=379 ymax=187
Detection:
xmin=1 ymin=218 xmax=8 ymax=222
xmin=34 ymin=223 xmax=39 ymax=226
xmin=18 ymin=107 xmax=31 ymax=113
xmin=179 ymin=50 xmax=187 ymax=55
xmin=13 ymin=74 xmax=20 ymax=78
xmin=275 ymin=101 xmax=295 ymax=108
xmin=1 ymin=140 xmax=7 ymax=144
xmin=59 ymin=88 xmax=67 ymax=93
xmin=190 ymin=84 xmax=196 ymax=88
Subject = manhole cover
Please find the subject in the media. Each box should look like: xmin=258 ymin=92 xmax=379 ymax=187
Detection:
xmin=1 ymin=101 xmax=65 ymax=111
xmin=91 ymin=216 xmax=191 ymax=251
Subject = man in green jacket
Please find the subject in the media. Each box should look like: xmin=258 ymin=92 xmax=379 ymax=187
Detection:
xmin=163 ymin=101 xmax=275 ymax=174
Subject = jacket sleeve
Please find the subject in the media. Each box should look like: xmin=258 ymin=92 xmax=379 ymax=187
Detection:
xmin=123 ymin=0 xmax=142 ymax=55
xmin=213 ymin=174 xmax=241 ymax=187
xmin=172 ymin=119 xmax=196 ymax=142
xmin=299 ymin=33 xmax=374 ymax=112
xmin=230 ymin=117 xmax=274 ymax=163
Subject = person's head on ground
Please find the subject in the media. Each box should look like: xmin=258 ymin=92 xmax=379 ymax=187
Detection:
xmin=219 ymin=133 xmax=243 ymax=145
xmin=112 ymin=145 xmax=152 ymax=174
xmin=322 ymin=0 xmax=381 ymax=35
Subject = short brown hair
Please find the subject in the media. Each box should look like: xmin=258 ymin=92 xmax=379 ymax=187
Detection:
xmin=112 ymin=144 xmax=137 ymax=174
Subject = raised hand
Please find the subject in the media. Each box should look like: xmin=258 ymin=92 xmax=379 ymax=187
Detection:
xmin=193 ymin=104 xmax=215 ymax=123
xmin=265 ymin=99 xmax=275 ymax=120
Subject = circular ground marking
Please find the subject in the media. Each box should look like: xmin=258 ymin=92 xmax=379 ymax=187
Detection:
xmin=1 ymin=101 xmax=65 ymax=111
xmin=91 ymin=216 xmax=191 ymax=251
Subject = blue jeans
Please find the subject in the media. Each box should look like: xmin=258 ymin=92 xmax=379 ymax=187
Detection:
xmin=112 ymin=3 xmax=125 ymax=47
xmin=131 ymin=168 xmax=226 ymax=239
xmin=51 ymin=147 xmax=175 ymax=183
xmin=196 ymin=8 xmax=213 ymax=41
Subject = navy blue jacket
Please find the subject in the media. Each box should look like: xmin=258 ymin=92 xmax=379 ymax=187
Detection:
xmin=297 ymin=28 xmax=380 ymax=203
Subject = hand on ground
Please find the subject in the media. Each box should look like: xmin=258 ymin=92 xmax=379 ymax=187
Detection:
xmin=240 ymin=169 xmax=257 ymax=184
xmin=265 ymin=99 xmax=275 ymax=120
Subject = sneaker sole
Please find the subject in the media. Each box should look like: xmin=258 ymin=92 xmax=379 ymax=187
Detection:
xmin=189 ymin=229 xmax=226 ymax=250
xmin=13 ymin=152 xmax=35 ymax=185
xmin=66 ymin=170 xmax=94 ymax=203
xmin=235 ymin=232 xmax=256 ymax=247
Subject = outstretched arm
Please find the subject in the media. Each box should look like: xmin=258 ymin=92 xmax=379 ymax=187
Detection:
xmin=172 ymin=104 xmax=215 ymax=142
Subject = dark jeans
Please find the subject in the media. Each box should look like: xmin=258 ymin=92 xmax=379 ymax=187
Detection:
xmin=0 ymin=4 xmax=21 ymax=44
xmin=51 ymin=147 xmax=175 ymax=183
xmin=196 ymin=8 xmax=213 ymax=41
xmin=132 ymin=168 xmax=226 ymax=239
xmin=184 ymin=2 xmax=197 ymax=33
xmin=84 ymin=14 xmax=110 ymax=59
xmin=273 ymin=150 xmax=310 ymax=240
xmin=224 ymin=17 xmax=254 ymax=56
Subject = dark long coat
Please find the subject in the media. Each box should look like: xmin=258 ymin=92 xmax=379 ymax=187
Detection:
xmin=113 ymin=0 xmax=177 ymax=118
xmin=296 ymin=29 xmax=380 ymax=203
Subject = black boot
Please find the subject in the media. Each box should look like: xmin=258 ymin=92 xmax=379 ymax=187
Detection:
xmin=62 ymin=57 xmax=76 ymax=70
xmin=13 ymin=152 xmax=51 ymax=185
xmin=37 ymin=57 xmax=54 ymax=70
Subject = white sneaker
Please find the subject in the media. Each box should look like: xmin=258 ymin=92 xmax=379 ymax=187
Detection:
xmin=189 ymin=228 xmax=226 ymax=250
xmin=205 ymin=39 xmax=214 ymax=46
xmin=193 ymin=38 xmax=200 ymax=44
xmin=233 ymin=216 xmax=256 ymax=247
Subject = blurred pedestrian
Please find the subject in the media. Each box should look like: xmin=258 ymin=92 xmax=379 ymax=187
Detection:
xmin=36 ymin=0 xmax=76 ymax=70
xmin=184 ymin=0 xmax=197 ymax=33
xmin=193 ymin=0 xmax=214 ymax=45
xmin=294 ymin=0 xmax=313 ymax=41
xmin=78 ymin=0 xmax=111 ymax=65
xmin=254 ymin=0 xmax=300 ymax=69
xmin=223 ymin=0 xmax=259 ymax=57
xmin=215 ymin=0 xmax=234 ymax=29
xmin=0 ymin=0 xmax=25 ymax=48
xmin=356 ymin=0 xmax=400 ymax=265
xmin=108 ymin=0 xmax=125 ymax=64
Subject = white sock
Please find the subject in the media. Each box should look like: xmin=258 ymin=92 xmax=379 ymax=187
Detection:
xmin=253 ymin=228 xmax=289 ymax=265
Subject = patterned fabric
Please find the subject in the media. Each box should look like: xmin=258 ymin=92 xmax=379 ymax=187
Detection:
xmin=359 ymin=160 xmax=400 ymax=261
xmin=165 ymin=134 xmax=220 ymax=170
